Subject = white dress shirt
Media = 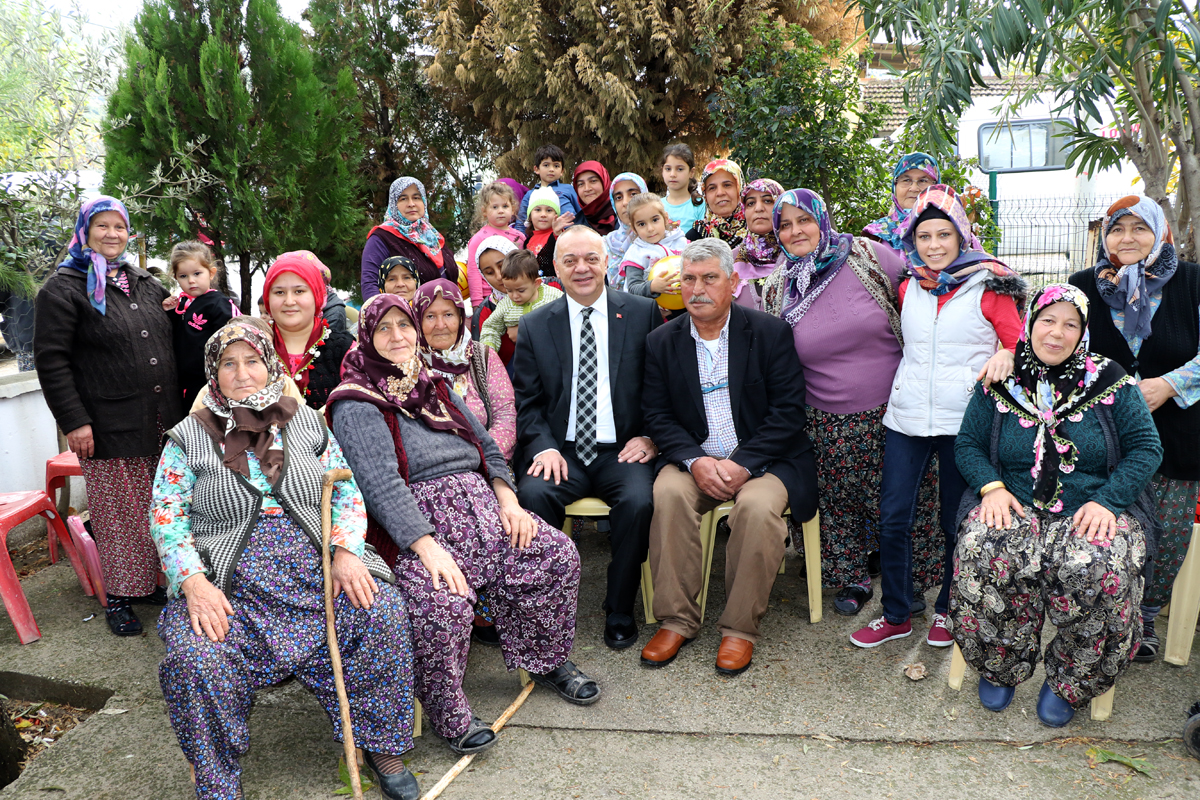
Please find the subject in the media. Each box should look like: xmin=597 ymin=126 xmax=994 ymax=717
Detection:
xmin=564 ymin=291 xmax=617 ymax=444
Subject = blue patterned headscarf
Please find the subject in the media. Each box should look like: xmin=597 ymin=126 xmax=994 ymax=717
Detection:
xmin=772 ymin=188 xmax=855 ymax=327
xmin=862 ymin=152 xmax=940 ymax=250
xmin=1094 ymin=195 xmax=1178 ymax=339
xmin=59 ymin=196 xmax=131 ymax=315
xmin=382 ymin=177 xmax=446 ymax=265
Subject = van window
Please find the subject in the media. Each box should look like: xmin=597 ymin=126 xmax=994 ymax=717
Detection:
xmin=978 ymin=120 xmax=1070 ymax=172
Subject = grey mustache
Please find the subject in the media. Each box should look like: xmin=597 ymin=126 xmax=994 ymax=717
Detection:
xmin=688 ymin=296 xmax=715 ymax=305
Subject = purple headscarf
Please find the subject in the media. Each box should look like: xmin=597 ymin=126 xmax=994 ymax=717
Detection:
xmin=772 ymin=188 xmax=855 ymax=327
xmin=734 ymin=178 xmax=786 ymax=280
xmin=862 ymin=153 xmax=940 ymax=251
xmin=59 ymin=196 xmax=131 ymax=315
xmin=497 ymin=178 xmax=530 ymax=205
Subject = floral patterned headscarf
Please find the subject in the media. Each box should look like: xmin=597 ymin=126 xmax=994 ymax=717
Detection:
xmin=381 ymin=176 xmax=447 ymax=269
xmin=772 ymin=188 xmax=854 ymax=327
xmin=693 ymin=159 xmax=747 ymax=246
xmin=862 ymin=153 xmax=940 ymax=250
xmin=1094 ymin=195 xmax=1178 ymax=340
xmin=411 ymin=278 xmax=472 ymax=381
xmin=734 ymin=178 xmax=786 ymax=279
xmin=59 ymin=196 xmax=131 ymax=315
xmin=988 ymin=283 xmax=1128 ymax=512
xmin=900 ymin=185 xmax=1016 ymax=295
xmin=326 ymin=293 xmax=479 ymax=445
xmin=196 ymin=318 xmax=299 ymax=483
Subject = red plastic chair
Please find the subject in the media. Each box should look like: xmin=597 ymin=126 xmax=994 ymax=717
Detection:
xmin=66 ymin=515 xmax=107 ymax=607
xmin=45 ymin=451 xmax=83 ymax=564
xmin=0 ymin=491 xmax=92 ymax=644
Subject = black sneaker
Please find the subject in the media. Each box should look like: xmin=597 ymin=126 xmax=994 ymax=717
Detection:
xmin=867 ymin=551 xmax=881 ymax=578
xmin=833 ymin=585 xmax=873 ymax=616
xmin=104 ymin=597 xmax=143 ymax=637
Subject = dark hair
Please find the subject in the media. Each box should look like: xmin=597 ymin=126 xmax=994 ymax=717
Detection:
xmin=533 ymin=144 xmax=566 ymax=168
xmin=501 ymin=250 xmax=541 ymax=282
xmin=660 ymin=143 xmax=703 ymax=206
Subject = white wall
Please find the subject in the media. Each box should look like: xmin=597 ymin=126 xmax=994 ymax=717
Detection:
xmin=0 ymin=372 xmax=85 ymax=503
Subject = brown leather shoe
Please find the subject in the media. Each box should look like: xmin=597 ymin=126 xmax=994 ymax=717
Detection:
xmin=715 ymin=636 xmax=754 ymax=676
xmin=640 ymin=628 xmax=694 ymax=668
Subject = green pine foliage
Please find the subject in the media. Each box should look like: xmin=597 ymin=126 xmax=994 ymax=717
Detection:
xmin=103 ymin=0 xmax=364 ymax=302
xmin=305 ymin=0 xmax=501 ymax=251
xmin=708 ymin=23 xmax=892 ymax=234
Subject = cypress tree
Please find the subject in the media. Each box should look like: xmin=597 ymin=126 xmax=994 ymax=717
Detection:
xmin=103 ymin=0 xmax=363 ymax=301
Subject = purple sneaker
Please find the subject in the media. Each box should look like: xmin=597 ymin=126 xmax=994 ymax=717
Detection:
xmin=850 ymin=616 xmax=912 ymax=648
xmin=926 ymin=613 xmax=954 ymax=647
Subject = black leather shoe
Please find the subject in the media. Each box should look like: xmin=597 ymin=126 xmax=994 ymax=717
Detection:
xmin=362 ymin=750 xmax=420 ymax=800
xmin=603 ymin=613 xmax=639 ymax=650
xmin=833 ymin=585 xmax=873 ymax=616
xmin=910 ymin=597 xmax=928 ymax=617
xmin=530 ymin=660 xmax=600 ymax=705
xmin=471 ymin=622 xmax=502 ymax=647
xmin=131 ymin=586 xmax=168 ymax=605
xmin=867 ymin=551 xmax=881 ymax=578
xmin=445 ymin=716 xmax=497 ymax=755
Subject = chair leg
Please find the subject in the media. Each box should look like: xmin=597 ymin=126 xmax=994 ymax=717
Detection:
xmin=0 ymin=537 xmax=42 ymax=644
xmin=413 ymin=699 xmax=422 ymax=738
xmin=44 ymin=511 xmax=91 ymax=596
xmin=697 ymin=511 xmax=720 ymax=625
xmin=948 ymin=643 xmax=966 ymax=691
xmin=1090 ymin=686 xmax=1115 ymax=721
xmin=1164 ymin=524 xmax=1200 ymax=666
xmin=561 ymin=516 xmax=573 ymax=538
xmin=802 ymin=512 xmax=822 ymax=624
xmin=640 ymin=560 xmax=657 ymax=625
xmin=518 ymin=668 xmax=531 ymax=687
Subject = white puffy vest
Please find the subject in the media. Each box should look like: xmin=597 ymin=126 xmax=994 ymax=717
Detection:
xmin=882 ymin=272 xmax=997 ymax=438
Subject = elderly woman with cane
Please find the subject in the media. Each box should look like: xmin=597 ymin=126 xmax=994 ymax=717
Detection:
xmin=150 ymin=318 xmax=419 ymax=800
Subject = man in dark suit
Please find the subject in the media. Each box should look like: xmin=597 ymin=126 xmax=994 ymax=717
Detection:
xmin=639 ymin=238 xmax=817 ymax=676
xmin=513 ymin=225 xmax=662 ymax=650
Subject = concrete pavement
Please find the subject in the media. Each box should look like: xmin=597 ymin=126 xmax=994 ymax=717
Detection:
xmin=2 ymin=529 xmax=1197 ymax=799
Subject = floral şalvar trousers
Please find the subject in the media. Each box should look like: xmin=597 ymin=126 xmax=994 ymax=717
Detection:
xmin=806 ymin=404 xmax=942 ymax=592
xmin=1145 ymin=472 xmax=1199 ymax=607
xmin=950 ymin=504 xmax=1145 ymax=708
xmin=396 ymin=471 xmax=581 ymax=740
xmin=158 ymin=513 xmax=414 ymax=800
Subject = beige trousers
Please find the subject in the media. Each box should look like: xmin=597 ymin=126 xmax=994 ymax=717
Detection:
xmin=649 ymin=465 xmax=789 ymax=643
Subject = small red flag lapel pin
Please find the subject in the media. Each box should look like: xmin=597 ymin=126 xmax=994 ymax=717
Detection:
xmin=616 ymin=313 xmax=623 ymax=319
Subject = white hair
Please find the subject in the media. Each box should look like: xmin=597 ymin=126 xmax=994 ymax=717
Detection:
xmin=681 ymin=238 xmax=734 ymax=276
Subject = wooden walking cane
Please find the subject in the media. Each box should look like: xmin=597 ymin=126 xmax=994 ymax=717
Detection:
xmin=322 ymin=468 xmax=364 ymax=800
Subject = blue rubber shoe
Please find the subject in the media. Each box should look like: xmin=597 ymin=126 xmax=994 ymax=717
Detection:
xmin=1037 ymin=681 xmax=1075 ymax=728
xmin=978 ymin=676 xmax=1016 ymax=711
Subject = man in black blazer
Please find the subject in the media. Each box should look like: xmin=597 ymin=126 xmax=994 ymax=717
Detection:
xmin=639 ymin=238 xmax=817 ymax=677
xmin=513 ymin=225 xmax=662 ymax=650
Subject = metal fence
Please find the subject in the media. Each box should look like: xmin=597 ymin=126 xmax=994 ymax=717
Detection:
xmin=992 ymin=195 xmax=1126 ymax=287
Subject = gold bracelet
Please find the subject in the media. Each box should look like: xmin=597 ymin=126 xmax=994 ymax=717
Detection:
xmin=979 ymin=480 xmax=1006 ymax=497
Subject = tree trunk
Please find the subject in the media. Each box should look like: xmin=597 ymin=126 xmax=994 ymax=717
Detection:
xmin=0 ymin=710 xmax=27 ymax=788
xmin=239 ymin=252 xmax=253 ymax=317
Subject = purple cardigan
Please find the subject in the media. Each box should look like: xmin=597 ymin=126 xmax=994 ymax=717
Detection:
xmin=787 ymin=240 xmax=907 ymax=415
xmin=361 ymin=230 xmax=458 ymax=301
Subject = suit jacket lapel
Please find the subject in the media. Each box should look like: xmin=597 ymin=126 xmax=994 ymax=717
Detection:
xmin=727 ymin=305 xmax=750 ymax=425
xmin=548 ymin=299 xmax=572 ymax=394
xmin=674 ymin=318 xmax=707 ymax=423
xmin=607 ymin=288 xmax=627 ymax=384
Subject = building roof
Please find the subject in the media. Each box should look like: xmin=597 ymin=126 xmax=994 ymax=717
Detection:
xmin=861 ymin=76 xmax=1036 ymax=137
